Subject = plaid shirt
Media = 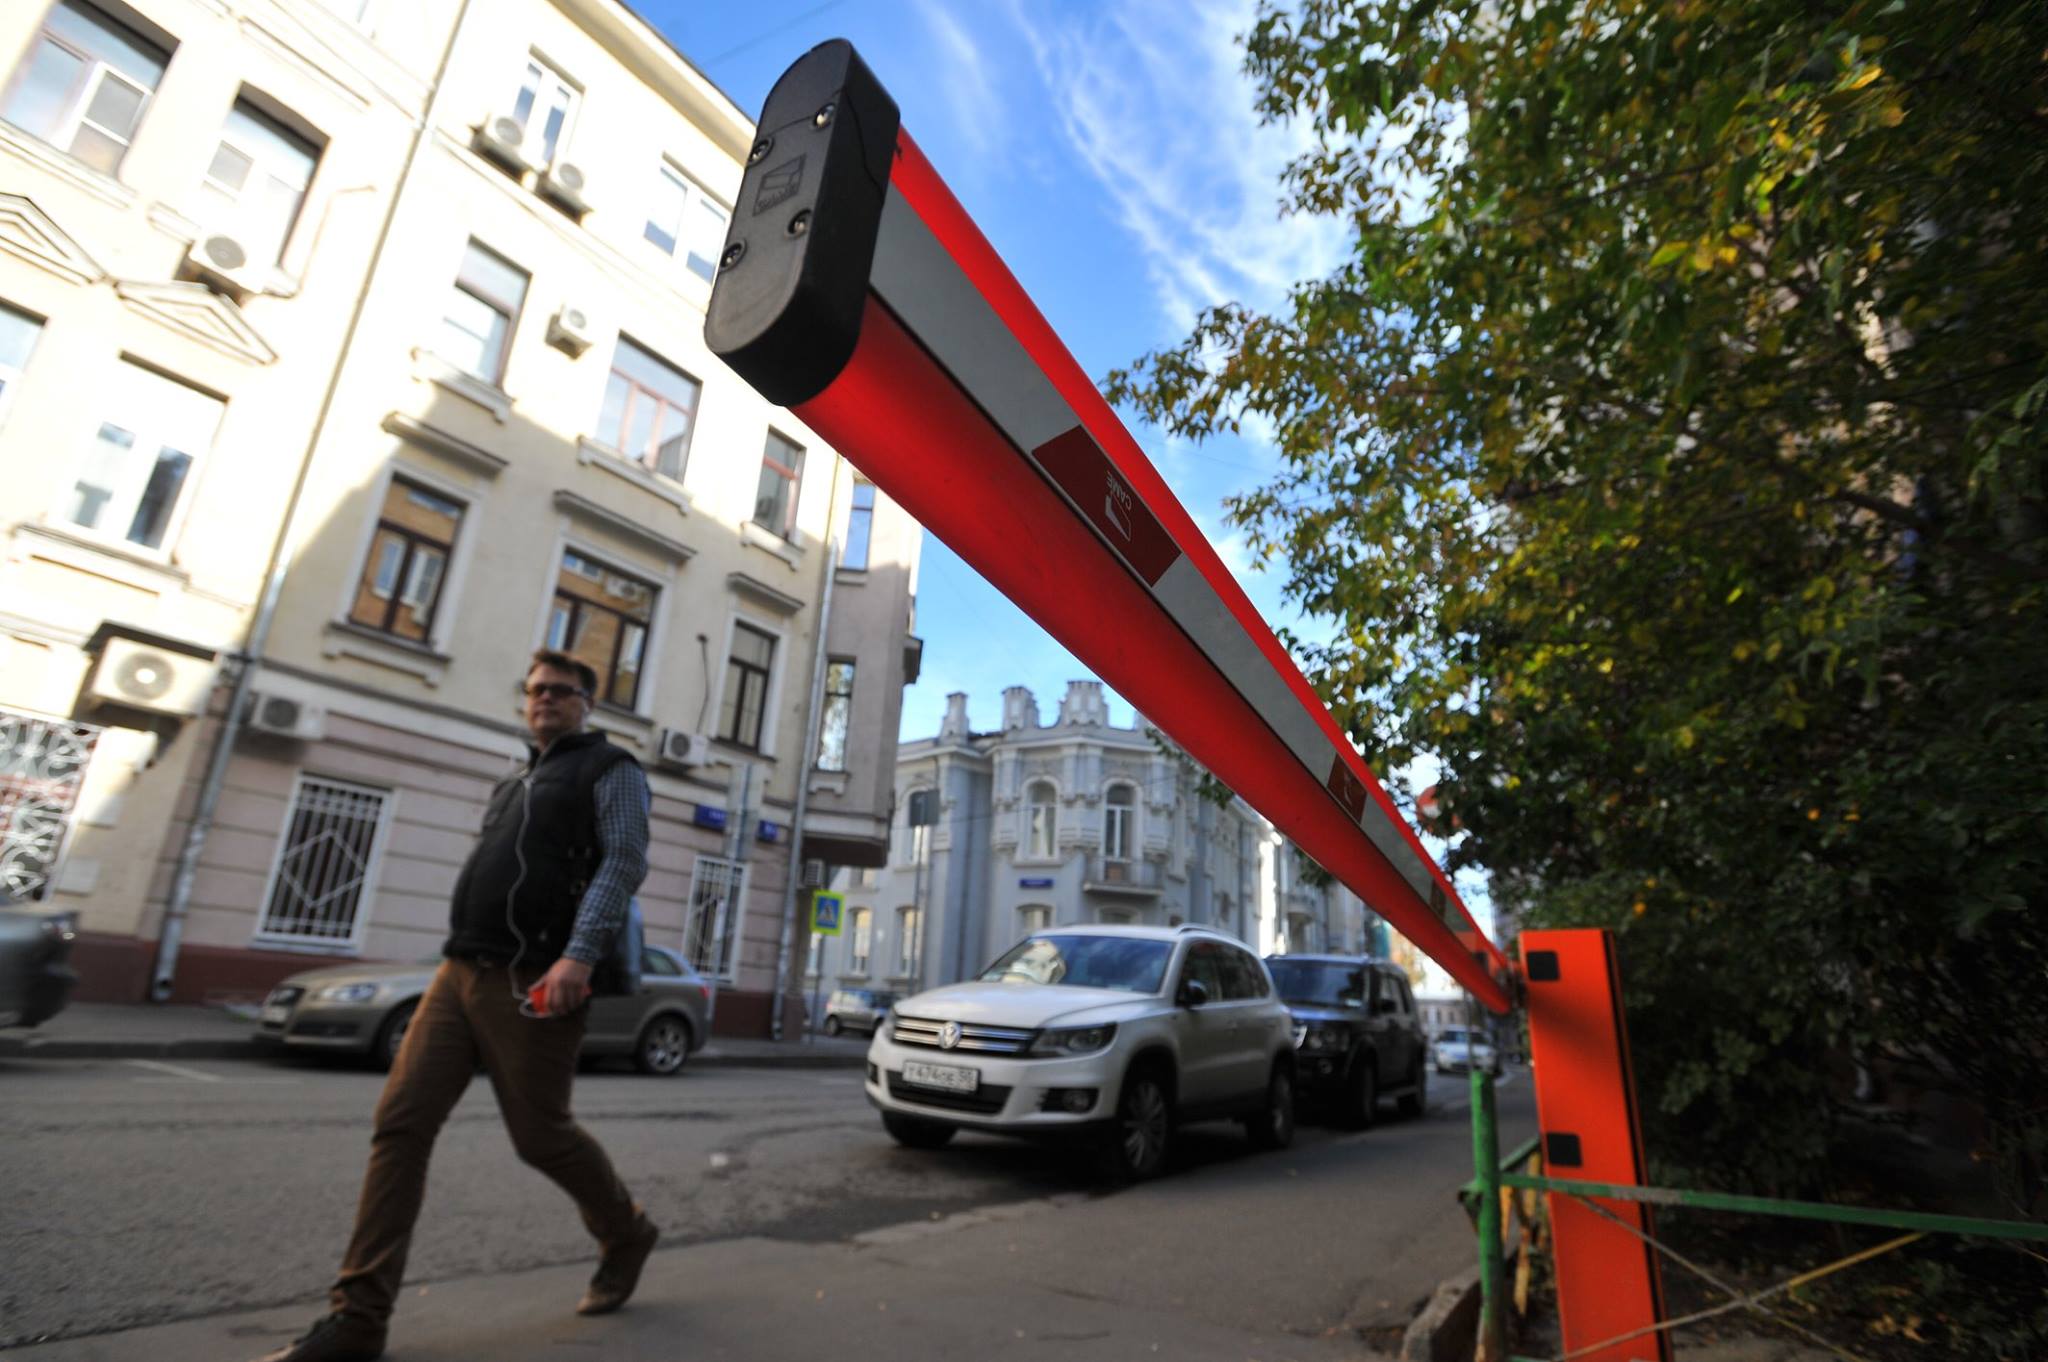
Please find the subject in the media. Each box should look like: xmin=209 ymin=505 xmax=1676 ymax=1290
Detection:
xmin=563 ymin=758 xmax=651 ymax=966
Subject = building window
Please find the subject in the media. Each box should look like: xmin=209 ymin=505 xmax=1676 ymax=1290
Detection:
xmin=815 ymin=660 xmax=854 ymax=772
xmin=348 ymin=477 xmax=462 ymax=643
xmin=905 ymin=788 xmax=934 ymax=863
xmin=1019 ymin=904 xmax=1051 ymax=937
xmin=1025 ymin=780 xmax=1056 ymax=860
xmin=4 ymin=2 xmax=169 ymax=176
xmin=753 ymin=431 xmax=804 ymax=540
xmin=0 ymin=303 xmax=45 ymax=420
xmin=718 ymin=622 xmax=775 ymax=749
xmin=840 ymin=481 xmax=874 ymax=570
xmin=597 ymin=337 xmax=699 ymax=479
xmin=256 ymin=776 xmax=390 ymax=947
xmin=848 ymin=907 xmax=871 ymax=974
xmin=68 ymin=360 xmax=222 ymax=551
xmin=508 ymin=53 xmax=577 ymax=167
xmin=438 ymin=239 xmax=526 ymax=383
xmin=1103 ymin=783 xmax=1135 ymax=862
xmin=685 ymin=853 xmax=744 ymax=980
xmin=548 ymin=549 xmax=655 ymax=709
xmin=197 ymin=97 xmax=320 ymax=265
xmin=896 ymin=905 xmax=921 ymax=978
xmin=644 ymin=161 xmax=728 ymax=282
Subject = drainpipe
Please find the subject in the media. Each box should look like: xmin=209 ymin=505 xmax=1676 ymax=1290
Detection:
xmin=151 ymin=0 xmax=480 ymax=1001
xmin=770 ymin=462 xmax=843 ymax=1040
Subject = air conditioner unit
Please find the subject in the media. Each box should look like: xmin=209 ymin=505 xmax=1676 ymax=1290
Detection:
xmin=185 ymin=233 xmax=267 ymax=298
xmin=473 ymin=113 xmax=534 ymax=172
xmin=86 ymin=638 xmax=216 ymax=717
xmin=538 ymin=161 xmax=590 ymax=216
xmin=545 ymin=304 xmax=597 ymax=357
xmin=245 ymin=692 xmax=326 ymax=741
xmin=656 ymin=728 xmax=711 ymax=770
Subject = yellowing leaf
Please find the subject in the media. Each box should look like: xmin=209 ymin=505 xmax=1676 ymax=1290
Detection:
xmin=1844 ymin=64 xmax=1882 ymax=91
xmin=1650 ymin=240 xmax=1689 ymax=268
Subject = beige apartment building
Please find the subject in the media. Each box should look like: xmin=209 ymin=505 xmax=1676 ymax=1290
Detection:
xmin=0 ymin=0 xmax=922 ymax=1037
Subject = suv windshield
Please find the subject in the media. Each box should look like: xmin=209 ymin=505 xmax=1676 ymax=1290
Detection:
xmin=979 ymin=934 xmax=1172 ymax=994
xmin=1265 ymin=959 xmax=1367 ymax=1008
xmin=1439 ymin=1028 xmax=1473 ymax=1044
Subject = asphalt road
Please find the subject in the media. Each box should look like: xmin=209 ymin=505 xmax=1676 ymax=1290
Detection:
xmin=0 ymin=1052 xmax=1532 ymax=1353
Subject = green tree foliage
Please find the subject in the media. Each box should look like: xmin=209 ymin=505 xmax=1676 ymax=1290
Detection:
xmin=1110 ymin=0 xmax=2046 ymax=1204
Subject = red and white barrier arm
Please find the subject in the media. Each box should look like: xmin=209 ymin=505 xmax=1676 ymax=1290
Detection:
xmin=706 ymin=41 xmax=1512 ymax=1012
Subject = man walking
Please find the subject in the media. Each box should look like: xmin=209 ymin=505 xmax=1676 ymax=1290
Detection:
xmin=261 ymin=651 xmax=660 ymax=1362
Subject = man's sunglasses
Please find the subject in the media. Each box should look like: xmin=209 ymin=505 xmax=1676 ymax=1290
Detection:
xmin=522 ymin=682 xmax=589 ymax=700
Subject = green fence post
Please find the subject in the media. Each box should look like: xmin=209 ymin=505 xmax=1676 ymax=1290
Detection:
xmin=1473 ymin=1066 xmax=1509 ymax=1361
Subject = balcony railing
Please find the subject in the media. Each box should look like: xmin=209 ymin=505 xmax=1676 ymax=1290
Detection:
xmin=1084 ymin=854 xmax=1162 ymax=896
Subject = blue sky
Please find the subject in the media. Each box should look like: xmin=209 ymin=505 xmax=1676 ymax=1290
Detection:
xmin=636 ymin=0 xmax=1350 ymax=741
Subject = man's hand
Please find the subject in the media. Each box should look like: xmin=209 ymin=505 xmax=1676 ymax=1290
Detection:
xmin=537 ymin=956 xmax=593 ymax=1017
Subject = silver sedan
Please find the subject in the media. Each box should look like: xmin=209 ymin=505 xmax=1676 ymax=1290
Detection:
xmin=256 ymin=944 xmax=711 ymax=1075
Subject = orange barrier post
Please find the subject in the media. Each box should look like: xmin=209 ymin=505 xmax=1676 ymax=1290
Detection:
xmin=1521 ymin=929 xmax=1669 ymax=1361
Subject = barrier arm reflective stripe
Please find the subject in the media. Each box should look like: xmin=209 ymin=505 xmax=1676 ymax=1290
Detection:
xmin=707 ymin=41 xmax=1512 ymax=1012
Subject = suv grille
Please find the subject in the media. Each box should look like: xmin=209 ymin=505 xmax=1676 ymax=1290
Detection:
xmin=887 ymin=1073 xmax=1012 ymax=1115
xmin=890 ymin=1014 xmax=1035 ymax=1054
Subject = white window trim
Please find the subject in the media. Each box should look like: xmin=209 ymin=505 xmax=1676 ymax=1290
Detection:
xmin=643 ymin=158 xmax=729 ymax=282
xmin=1020 ymin=778 xmax=1059 ymax=864
xmin=895 ymin=905 xmax=922 ymax=979
xmin=198 ymin=102 xmax=320 ymax=267
xmin=0 ymin=306 xmax=44 ymax=429
xmin=330 ymin=458 xmax=483 ymax=658
xmin=847 ymin=906 xmax=871 ymax=975
xmin=250 ymin=772 xmax=394 ymax=955
xmin=57 ymin=361 xmax=223 ymax=563
xmin=709 ymin=608 xmax=789 ymax=756
xmin=532 ymin=528 xmax=675 ymax=721
xmin=10 ymin=22 xmax=159 ymax=177
xmin=1101 ymin=781 xmax=1138 ymax=863
xmin=510 ymin=51 xmax=580 ymax=170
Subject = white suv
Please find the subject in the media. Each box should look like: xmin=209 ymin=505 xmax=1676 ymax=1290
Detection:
xmin=864 ymin=925 xmax=1297 ymax=1179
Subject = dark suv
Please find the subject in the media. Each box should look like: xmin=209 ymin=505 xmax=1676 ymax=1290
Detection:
xmin=1264 ymin=954 xmax=1427 ymax=1128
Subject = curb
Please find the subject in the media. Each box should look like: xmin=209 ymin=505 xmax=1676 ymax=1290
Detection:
xmin=1400 ymin=1266 xmax=1481 ymax=1362
xmin=0 ymin=1035 xmax=869 ymax=1068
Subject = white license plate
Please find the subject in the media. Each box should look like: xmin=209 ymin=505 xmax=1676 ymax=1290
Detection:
xmin=901 ymin=1060 xmax=977 ymax=1094
xmin=261 ymin=1004 xmax=292 ymax=1026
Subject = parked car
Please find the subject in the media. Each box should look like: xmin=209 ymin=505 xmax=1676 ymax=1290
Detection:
xmin=1264 ymin=953 xmax=1427 ymax=1128
xmin=1432 ymin=1026 xmax=1500 ymax=1075
xmin=823 ymin=986 xmax=896 ymax=1037
xmin=0 ymin=906 xmax=77 ymax=1029
xmin=256 ymin=944 xmax=711 ymax=1074
xmin=865 ymin=924 xmax=1297 ymax=1180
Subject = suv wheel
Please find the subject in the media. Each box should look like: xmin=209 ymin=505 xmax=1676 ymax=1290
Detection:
xmin=823 ymin=1015 xmax=843 ymax=1037
xmin=1244 ymin=1064 xmax=1296 ymax=1150
xmin=1099 ymin=1067 xmax=1173 ymax=1181
xmin=1342 ymin=1055 xmax=1379 ymax=1130
xmin=882 ymin=1111 xmax=956 ymax=1149
xmin=1397 ymin=1058 xmax=1426 ymax=1119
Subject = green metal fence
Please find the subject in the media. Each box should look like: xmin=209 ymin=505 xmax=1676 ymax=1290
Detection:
xmin=1464 ymin=1068 xmax=2048 ymax=1362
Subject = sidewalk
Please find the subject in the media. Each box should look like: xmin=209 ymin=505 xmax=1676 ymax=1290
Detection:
xmin=0 ymin=1002 xmax=869 ymax=1068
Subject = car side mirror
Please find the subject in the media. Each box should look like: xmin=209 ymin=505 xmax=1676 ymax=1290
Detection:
xmin=1178 ymin=978 xmax=1209 ymax=1008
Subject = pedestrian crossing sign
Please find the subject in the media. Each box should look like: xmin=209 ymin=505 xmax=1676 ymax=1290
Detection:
xmin=810 ymin=891 xmax=844 ymax=936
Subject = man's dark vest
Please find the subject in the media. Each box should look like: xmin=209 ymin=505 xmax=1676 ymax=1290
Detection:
xmin=444 ymin=730 xmax=637 ymax=968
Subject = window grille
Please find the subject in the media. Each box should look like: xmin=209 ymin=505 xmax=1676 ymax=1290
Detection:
xmin=0 ymin=708 xmax=100 ymax=903
xmin=685 ymin=853 xmax=746 ymax=979
xmin=256 ymin=776 xmax=390 ymax=947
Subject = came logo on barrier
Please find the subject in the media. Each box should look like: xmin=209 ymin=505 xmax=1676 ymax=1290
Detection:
xmin=755 ymin=155 xmax=806 ymax=214
xmin=1031 ymin=425 xmax=1180 ymax=586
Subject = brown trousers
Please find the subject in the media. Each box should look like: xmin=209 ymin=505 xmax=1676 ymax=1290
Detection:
xmin=330 ymin=958 xmax=639 ymax=1325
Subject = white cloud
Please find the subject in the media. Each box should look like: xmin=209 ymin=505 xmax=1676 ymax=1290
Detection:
xmin=913 ymin=0 xmax=1004 ymax=163
xmin=1002 ymin=0 xmax=1348 ymax=333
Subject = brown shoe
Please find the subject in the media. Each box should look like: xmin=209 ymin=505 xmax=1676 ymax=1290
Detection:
xmin=576 ymin=1213 xmax=659 ymax=1315
xmin=252 ymin=1314 xmax=385 ymax=1362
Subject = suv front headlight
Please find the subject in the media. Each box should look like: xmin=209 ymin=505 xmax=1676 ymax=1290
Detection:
xmin=1027 ymin=1024 xmax=1117 ymax=1057
xmin=1300 ymin=1026 xmax=1349 ymax=1053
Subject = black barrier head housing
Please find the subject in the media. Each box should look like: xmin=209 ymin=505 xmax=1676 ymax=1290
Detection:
xmin=703 ymin=40 xmax=900 ymax=407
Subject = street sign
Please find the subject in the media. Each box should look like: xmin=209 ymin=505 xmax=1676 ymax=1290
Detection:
xmin=706 ymin=40 xmax=1511 ymax=1011
xmin=809 ymin=890 xmax=844 ymax=937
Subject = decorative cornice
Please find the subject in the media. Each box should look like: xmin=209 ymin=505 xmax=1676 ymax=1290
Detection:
xmin=0 ymin=192 xmax=105 ymax=286
xmin=551 ymin=489 xmax=695 ymax=564
xmin=725 ymin=571 xmax=804 ymax=616
xmin=114 ymin=279 xmax=277 ymax=364
xmin=382 ymin=412 xmax=508 ymax=478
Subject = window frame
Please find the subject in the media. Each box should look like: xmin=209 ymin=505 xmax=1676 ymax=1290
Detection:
xmin=718 ymin=620 xmax=777 ymax=750
xmin=439 ymin=238 xmax=527 ymax=384
xmin=0 ymin=301 xmax=47 ymax=425
xmin=198 ymin=95 xmax=322 ymax=266
xmin=814 ymin=657 xmax=855 ymax=772
xmin=896 ymin=905 xmax=922 ymax=979
xmin=840 ymin=479 xmax=875 ymax=570
xmin=508 ymin=51 xmax=579 ymax=169
xmin=596 ymin=335 xmax=700 ymax=481
xmin=546 ymin=546 xmax=657 ymax=711
xmin=1102 ymin=782 xmax=1136 ymax=863
xmin=347 ymin=475 xmax=464 ymax=643
xmin=643 ymin=159 xmax=730 ymax=283
xmin=1018 ymin=904 xmax=1052 ymax=937
xmin=252 ymin=772 xmax=393 ymax=954
xmin=65 ymin=358 xmax=223 ymax=556
xmin=3 ymin=1 xmax=170 ymax=177
xmin=753 ymin=429 xmax=805 ymax=541
xmin=1024 ymin=779 xmax=1057 ymax=860
xmin=848 ymin=907 xmax=871 ymax=974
